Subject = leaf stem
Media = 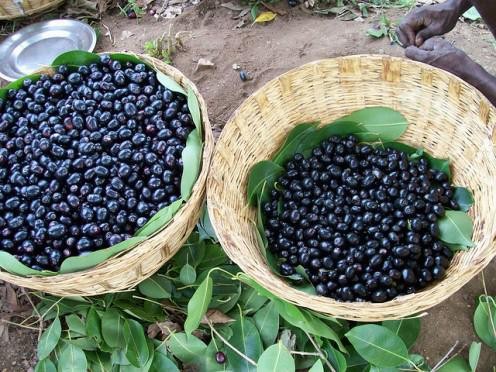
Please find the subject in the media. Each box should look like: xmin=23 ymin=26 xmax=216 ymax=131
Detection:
xmin=0 ymin=318 xmax=40 ymax=331
xmin=431 ymin=341 xmax=461 ymax=372
xmin=290 ymin=351 xmax=321 ymax=356
xmin=304 ymin=330 xmax=336 ymax=372
xmin=208 ymin=321 xmax=257 ymax=366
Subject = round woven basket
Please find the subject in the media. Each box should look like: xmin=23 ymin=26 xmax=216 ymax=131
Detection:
xmin=0 ymin=54 xmax=214 ymax=296
xmin=0 ymin=0 xmax=64 ymax=20
xmin=207 ymin=55 xmax=496 ymax=321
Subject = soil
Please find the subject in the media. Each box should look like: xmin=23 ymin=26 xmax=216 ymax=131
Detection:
xmin=0 ymin=2 xmax=495 ymax=370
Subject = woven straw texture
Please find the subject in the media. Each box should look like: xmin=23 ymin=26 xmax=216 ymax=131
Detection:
xmin=0 ymin=54 xmax=214 ymax=296
xmin=0 ymin=0 xmax=64 ymax=20
xmin=208 ymin=55 xmax=496 ymax=321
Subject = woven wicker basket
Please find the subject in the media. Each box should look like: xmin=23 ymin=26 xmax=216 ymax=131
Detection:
xmin=0 ymin=54 xmax=214 ymax=296
xmin=207 ymin=55 xmax=496 ymax=321
xmin=0 ymin=0 xmax=64 ymax=20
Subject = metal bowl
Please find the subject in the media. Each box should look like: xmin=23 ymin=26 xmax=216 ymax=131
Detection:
xmin=0 ymin=19 xmax=97 ymax=81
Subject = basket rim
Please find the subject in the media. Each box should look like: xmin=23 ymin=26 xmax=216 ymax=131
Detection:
xmin=0 ymin=53 xmax=214 ymax=291
xmin=207 ymin=54 xmax=496 ymax=321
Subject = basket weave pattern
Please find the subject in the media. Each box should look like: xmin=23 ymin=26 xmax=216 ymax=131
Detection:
xmin=208 ymin=55 xmax=496 ymax=321
xmin=0 ymin=54 xmax=214 ymax=296
xmin=0 ymin=0 xmax=64 ymax=20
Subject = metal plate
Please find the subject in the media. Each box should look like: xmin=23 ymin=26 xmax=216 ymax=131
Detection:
xmin=0 ymin=19 xmax=96 ymax=81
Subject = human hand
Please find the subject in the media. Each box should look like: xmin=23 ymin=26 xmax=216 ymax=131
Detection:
xmin=405 ymin=37 xmax=477 ymax=82
xmin=397 ymin=0 xmax=467 ymax=47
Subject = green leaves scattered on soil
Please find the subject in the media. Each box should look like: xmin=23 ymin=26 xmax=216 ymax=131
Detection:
xmin=0 ymin=51 xmax=203 ymax=277
xmin=345 ymin=324 xmax=409 ymax=367
xmin=473 ymin=295 xmax=496 ymax=350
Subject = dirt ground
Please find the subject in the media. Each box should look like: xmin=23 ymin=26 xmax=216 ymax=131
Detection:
xmin=0 ymin=2 xmax=495 ymax=370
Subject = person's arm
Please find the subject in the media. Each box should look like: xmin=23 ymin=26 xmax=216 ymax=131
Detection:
xmin=470 ymin=0 xmax=496 ymax=39
xmin=397 ymin=0 xmax=472 ymax=47
xmin=405 ymin=37 xmax=496 ymax=106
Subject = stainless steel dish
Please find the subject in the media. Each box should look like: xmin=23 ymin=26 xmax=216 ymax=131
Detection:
xmin=0 ymin=19 xmax=97 ymax=81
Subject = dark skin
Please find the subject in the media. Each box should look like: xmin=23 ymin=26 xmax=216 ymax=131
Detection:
xmin=397 ymin=0 xmax=496 ymax=106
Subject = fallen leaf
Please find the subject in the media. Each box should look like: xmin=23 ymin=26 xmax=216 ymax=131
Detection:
xmin=279 ymin=329 xmax=296 ymax=351
xmin=120 ymin=30 xmax=135 ymax=40
xmin=195 ymin=58 xmax=215 ymax=72
xmin=233 ymin=19 xmax=247 ymax=29
xmin=147 ymin=321 xmax=182 ymax=340
xmin=221 ymin=1 xmax=244 ymax=11
xmin=200 ymin=309 xmax=234 ymax=325
xmin=255 ymin=11 xmax=276 ymax=23
xmin=233 ymin=8 xmax=250 ymax=19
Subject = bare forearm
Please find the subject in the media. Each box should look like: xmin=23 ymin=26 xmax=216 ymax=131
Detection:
xmin=470 ymin=0 xmax=496 ymax=38
xmin=463 ymin=64 xmax=496 ymax=107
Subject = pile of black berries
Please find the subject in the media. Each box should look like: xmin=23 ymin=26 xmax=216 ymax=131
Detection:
xmin=0 ymin=55 xmax=195 ymax=271
xmin=263 ymin=135 xmax=458 ymax=303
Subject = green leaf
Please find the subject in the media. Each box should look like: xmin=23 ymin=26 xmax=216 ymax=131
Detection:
xmin=227 ymin=317 xmax=263 ymax=372
xmin=474 ymin=296 xmax=496 ymax=350
xmin=345 ymin=324 xmax=409 ymax=367
xmin=38 ymin=317 xmax=61 ymax=360
xmin=272 ymin=123 xmax=318 ymax=165
xmin=382 ymin=318 xmax=420 ymax=349
xmin=0 ymin=73 xmax=43 ymax=100
xmin=184 ymin=276 xmax=213 ymax=334
xmin=57 ymin=344 xmax=87 ymax=372
xmin=323 ymin=344 xmax=347 ymax=372
xmin=256 ymin=341 xmax=295 ymax=372
xmin=381 ymin=142 xmax=423 ymax=160
xmin=309 ymin=360 xmax=324 ymax=372
xmin=0 ymin=251 xmax=57 ymax=277
xmin=346 ymin=348 xmax=368 ymax=372
xmin=197 ymin=207 xmax=218 ymax=242
xmin=86 ymin=306 xmax=102 ymax=342
xmin=59 ymin=237 xmax=146 ymax=273
xmin=156 ymin=70 xmax=187 ymax=95
xmin=367 ymin=28 xmax=385 ymax=38
xmin=463 ymin=6 xmax=481 ymax=21
xmin=168 ymin=332 xmax=207 ymax=363
xmin=120 ymin=338 xmax=154 ymax=372
xmin=150 ymin=353 xmax=179 ymax=372
xmin=438 ymin=210 xmax=474 ymax=248
xmin=341 ymin=107 xmax=408 ymax=142
xmin=65 ymin=314 xmax=86 ymax=336
xmin=135 ymin=199 xmax=183 ymax=237
xmin=253 ymin=301 xmax=279 ymax=347
xmin=138 ymin=275 xmax=173 ymax=299
xmin=453 ymin=187 xmax=474 ymax=212
xmin=123 ymin=319 xmax=149 ymax=367
xmin=196 ymin=243 xmax=227 ymax=271
xmin=273 ymin=299 xmax=345 ymax=352
xmin=187 ymin=87 xmax=202 ymax=135
xmin=247 ymin=161 xmax=285 ymax=206
xmin=299 ymin=121 xmax=365 ymax=157
xmin=469 ymin=342 xmax=481 ymax=372
xmin=65 ymin=337 xmax=98 ymax=350
xmin=239 ymin=287 xmax=269 ymax=314
xmin=181 ymin=129 xmax=202 ymax=200
xmin=427 ymin=156 xmax=451 ymax=179
xmin=35 ymin=358 xmax=56 ymax=372
xmin=51 ymin=50 xmax=100 ymax=67
xmin=102 ymin=309 xmax=125 ymax=348
xmin=438 ymin=356 xmax=471 ymax=372
xmin=180 ymin=264 xmax=197 ymax=285
xmin=86 ymin=351 xmax=112 ymax=372
xmin=109 ymin=53 xmax=149 ymax=67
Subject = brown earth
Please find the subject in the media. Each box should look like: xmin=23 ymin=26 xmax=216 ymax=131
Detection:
xmin=0 ymin=2 xmax=495 ymax=370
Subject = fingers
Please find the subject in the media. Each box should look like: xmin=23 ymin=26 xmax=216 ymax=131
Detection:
xmin=397 ymin=23 xmax=416 ymax=47
xmin=405 ymin=46 xmax=432 ymax=63
xmin=415 ymin=25 xmax=436 ymax=47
